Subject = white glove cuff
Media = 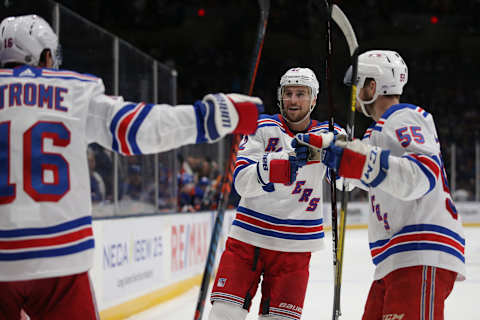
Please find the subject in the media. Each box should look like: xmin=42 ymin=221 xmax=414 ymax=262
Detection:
xmin=202 ymin=93 xmax=239 ymax=142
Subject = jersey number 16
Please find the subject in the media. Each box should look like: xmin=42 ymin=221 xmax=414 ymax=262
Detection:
xmin=0 ymin=121 xmax=71 ymax=204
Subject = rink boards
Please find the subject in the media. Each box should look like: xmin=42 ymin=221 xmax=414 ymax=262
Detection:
xmin=90 ymin=202 xmax=480 ymax=319
xmin=90 ymin=210 xmax=236 ymax=319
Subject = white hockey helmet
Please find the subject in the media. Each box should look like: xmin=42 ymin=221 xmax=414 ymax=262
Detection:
xmin=0 ymin=15 xmax=61 ymax=68
xmin=344 ymin=50 xmax=408 ymax=117
xmin=277 ymin=67 xmax=320 ymax=124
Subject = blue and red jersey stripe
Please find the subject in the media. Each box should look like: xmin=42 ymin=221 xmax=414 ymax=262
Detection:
xmin=369 ymin=224 xmax=465 ymax=266
xmin=403 ymin=153 xmax=441 ymax=195
xmin=110 ymin=102 xmax=155 ymax=155
xmin=0 ymin=216 xmax=94 ymax=261
xmin=257 ymin=117 xmax=286 ymax=133
xmin=41 ymin=69 xmax=98 ymax=82
xmin=233 ymin=157 xmax=256 ymax=184
xmin=233 ymin=206 xmax=324 ymax=241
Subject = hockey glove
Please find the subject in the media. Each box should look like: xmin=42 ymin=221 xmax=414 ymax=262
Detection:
xmin=257 ymin=152 xmax=300 ymax=187
xmin=292 ymin=132 xmax=336 ymax=161
xmin=292 ymin=141 xmax=309 ymax=168
xmin=194 ymin=93 xmax=264 ymax=143
xmin=322 ymin=139 xmax=390 ymax=188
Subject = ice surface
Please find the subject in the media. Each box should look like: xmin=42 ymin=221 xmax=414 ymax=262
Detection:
xmin=128 ymin=228 xmax=479 ymax=320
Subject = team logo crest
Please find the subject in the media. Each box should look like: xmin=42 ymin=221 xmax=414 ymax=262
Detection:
xmin=217 ymin=278 xmax=227 ymax=287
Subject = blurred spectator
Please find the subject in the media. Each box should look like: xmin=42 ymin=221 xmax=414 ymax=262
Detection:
xmin=88 ymin=143 xmax=113 ymax=200
xmin=193 ymin=176 xmax=212 ymax=211
xmin=178 ymin=153 xmax=193 ymax=176
xmin=176 ymin=154 xmax=225 ymax=212
xmin=87 ymin=147 xmax=106 ymax=203
xmin=157 ymin=163 xmax=175 ymax=211
xmin=122 ymin=164 xmax=144 ymax=201
xmin=178 ymin=173 xmax=195 ymax=212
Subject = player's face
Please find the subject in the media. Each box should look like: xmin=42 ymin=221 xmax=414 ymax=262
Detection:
xmin=358 ymin=81 xmax=373 ymax=102
xmin=357 ymin=81 xmax=375 ymax=116
xmin=281 ymin=86 xmax=314 ymax=123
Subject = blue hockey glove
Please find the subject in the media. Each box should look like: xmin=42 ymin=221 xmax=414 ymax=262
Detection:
xmin=292 ymin=132 xmax=337 ymax=162
xmin=322 ymin=139 xmax=390 ymax=188
xmin=292 ymin=132 xmax=335 ymax=150
xmin=292 ymin=143 xmax=309 ymax=168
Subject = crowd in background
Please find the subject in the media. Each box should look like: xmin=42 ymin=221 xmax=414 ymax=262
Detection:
xmin=87 ymin=143 xmax=228 ymax=214
xmin=177 ymin=154 xmax=223 ymax=212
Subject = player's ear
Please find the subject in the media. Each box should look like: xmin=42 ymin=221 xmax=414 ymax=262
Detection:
xmin=38 ymin=49 xmax=53 ymax=68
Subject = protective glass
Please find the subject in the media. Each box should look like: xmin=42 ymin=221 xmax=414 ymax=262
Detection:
xmin=53 ymin=44 xmax=63 ymax=69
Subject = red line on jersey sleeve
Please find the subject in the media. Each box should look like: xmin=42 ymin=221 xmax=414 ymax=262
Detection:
xmin=408 ymin=154 xmax=440 ymax=179
xmin=117 ymin=103 xmax=145 ymax=155
xmin=0 ymin=227 xmax=93 ymax=250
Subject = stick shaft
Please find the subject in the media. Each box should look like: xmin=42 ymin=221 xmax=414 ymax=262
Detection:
xmin=322 ymin=1 xmax=341 ymax=317
xmin=330 ymin=4 xmax=360 ymax=319
xmin=193 ymin=2 xmax=270 ymax=319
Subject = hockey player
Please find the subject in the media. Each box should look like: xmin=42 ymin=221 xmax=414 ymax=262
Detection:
xmin=295 ymin=50 xmax=466 ymax=320
xmin=208 ymin=67 xmax=346 ymax=320
xmin=0 ymin=15 xmax=263 ymax=319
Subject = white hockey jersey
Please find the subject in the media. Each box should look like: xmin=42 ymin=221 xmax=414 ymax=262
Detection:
xmin=360 ymin=103 xmax=465 ymax=281
xmin=231 ymin=114 xmax=345 ymax=252
xmin=0 ymin=66 xmax=206 ymax=281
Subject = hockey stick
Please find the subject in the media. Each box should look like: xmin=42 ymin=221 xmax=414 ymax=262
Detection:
xmin=323 ymin=1 xmax=340 ymax=316
xmin=322 ymin=1 xmax=341 ymax=314
xmin=193 ymin=1 xmax=270 ymax=319
xmin=330 ymin=4 xmax=359 ymax=320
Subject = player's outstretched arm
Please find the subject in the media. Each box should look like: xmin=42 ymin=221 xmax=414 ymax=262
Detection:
xmin=87 ymin=84 xmax=263 ymax=155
